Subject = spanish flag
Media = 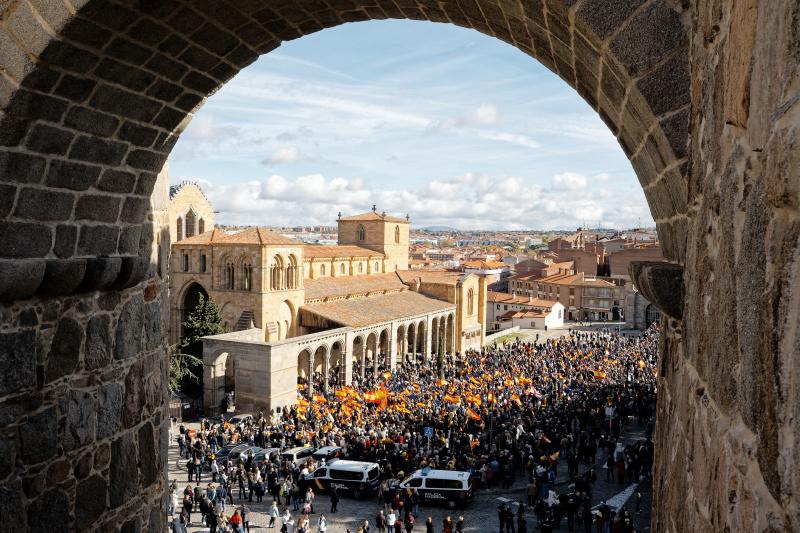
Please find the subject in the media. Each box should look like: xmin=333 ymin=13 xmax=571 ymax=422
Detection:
xmin=638 ymin=360 xmax=646 ymax=369
xmin=435 ymin=379 xmax=449 ymax=387
xmin=335 ymin=389 xmax=348 ymax=399
xmin=298 ymin=398 xmax=310 ymax=408
xmin=466 ymin=407 xmax=481 ymax=421
xmin=510 ymin=393 xmax=522 ymax=407
xmin=383 ymin=371 xmax=392 ymax=381
xmin=443 ymin=394 xmax=461 ymax=405
xmin=592 ymin=370 xmax=607 ymax=380
xmin=313 ymin=394 xmax=326 ymax=403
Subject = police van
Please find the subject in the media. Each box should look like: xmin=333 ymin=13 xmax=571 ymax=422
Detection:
xmin=393 ymin=468 xmax=474 ymax=508
xmin=304 ymin=460 xmax=382 ymax=499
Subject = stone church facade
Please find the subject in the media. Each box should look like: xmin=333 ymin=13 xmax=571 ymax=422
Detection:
xmin=167 ymin=200 xmax=486 ymax=416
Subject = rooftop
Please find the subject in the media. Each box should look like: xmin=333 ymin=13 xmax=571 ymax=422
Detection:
xmin=304 ymin=272 xmax=406 ymax=301
xmin=174 ymin=227 xmax=298 ymax=246
xmin=301 ymin=291 xmax=454 ymax=328
xmin=487 ymin=291 xmax=559 ymax=307
xmin=302 ymin=244 xmax=384 ymax=259
xmin=338 ymin=210 xmax=408 ymax=223
xmin=396 ymin=270 xmax=467 ymax=286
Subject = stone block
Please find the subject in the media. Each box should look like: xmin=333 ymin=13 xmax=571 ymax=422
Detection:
xmin=659 ymin=108 xmax=689 ymax=159
xmin=112 ymin=255 xmax=149 ymax=289
xmin=0 ymin=329 xmax=36 ymax=395
xmin=37 ymin=259 xmax=87 ymax=297
xmin=69 ymin=135 xmax=128 ymax=166
xmin=18 ymin=406 xmax=56 ymax=465
xmin=138 ymin=422 xmax=158 ymax=487
xmin=122 ymin=360 xmax=144 ymax=428
xmin=0 ymin=184 xmax=15 ymax=217
xmin=53 ymin=74 xmax=96 ymax=102
xmin=0 ymin=150 xmax=47 ymax=184
xmin=629 ymin=261 xmax=683 ymax=319
xmin=77 ymin=256 xmax=122 ymax=292
xmin=60 ymin=15 xmax=112 ymax=48
xmin=75 ymin=474 xmax=108 ymax=530
xmin=120 ymin=197 xmax=150 ymax=223
xmin=636 ymin=47 xmax=690 ymax=116
xmin=174 ymin=91 xmax=203 ymax=112
xmin=54 ymin=225 xmax=77 ymax=259
xmin=25 ymin=123 xmax=75 ymax=155
xmin=85 ymin=314 xmax=111 ymax=370
xmin=74 ymin=450 xmax=92 ymax=479
xmin=145 ymin=52 xmax=189 ymax=82
xmin=45 ymin=458 xmax=70 ymax=486
xmin=59 ymin=389 xmax=96 ymax=452
xmin=117 ymin=121 xmax=159 ymax=148
xmin=45 ymin=159 xmax=102 ymax=191
xmin=115 ymin=294 xmax=144 ymax=360
xmin=64 ymin=105 xmax=121 ymax=137
xmin=182 ymin=70 xmax=218 ymax=94
xmin=143 ymin=299 xmax=161 ymax=351
xmin=26 ymin=488 xmax=68 ymax=533
xmin=105 ymin=36 xmax=154 ymax=65
xmin=97 ymin=382 xmax=123 ymax=440
xmin=125 ymin=148 xmax=166 ymax=171
xmin=109 ymin=431 xmax=138 ymax=508
xmin=117 ymin=225 xmax=143 ymax=255
xmin=98 ymin=168 xmax=137 ymax=193
xmin=0 ymin=433 xmax=16 ymax=480
xmin=46 ymin=316 xmax=83 ymax=382
xmin=0 ymin=486 xmax=24 ymax=530
xmin=609 ymin=0 xmax=685 ymax=77
xmin=0 ymin=258 xmax=46 ymax=299
xmin=77 ymin=225 xmax=120 ymax=256
xmin=75 ymin=194 xmax=122 ymax=222
xmin=13 ymin=187 xmax=74 ymax=221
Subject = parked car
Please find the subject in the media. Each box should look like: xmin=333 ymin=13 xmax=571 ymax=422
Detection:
xmin=281 ymin=446 xmax=316 ymax=467
xmin=313 ymin=446 xmax=343 ymax=463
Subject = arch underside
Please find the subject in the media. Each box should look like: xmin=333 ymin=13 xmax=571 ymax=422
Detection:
xmin=0 ymin=0 xmax=689 ymax=299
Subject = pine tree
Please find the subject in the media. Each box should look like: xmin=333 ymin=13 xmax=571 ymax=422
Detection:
xmin=169 ymin=294 xmax=224 ymax=395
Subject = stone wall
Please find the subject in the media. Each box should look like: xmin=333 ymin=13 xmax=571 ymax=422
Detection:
xmin=652 ymin=0 xmax=800 ymax=530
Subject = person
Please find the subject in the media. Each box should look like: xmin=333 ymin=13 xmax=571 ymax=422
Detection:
xmin=269 ymin=501 xmax=280 ymax=528
xmin=404 ymin=513 xmax=415 ymax=533
xmin=305 ymin=486 xmax=316 ymax=514
xmin=425 ymin=517 xmax=434 ymax=533
xmin=455 ymin=516 xmax=464 ymax=533
xmin=387 ymin=509 xmax=396 ymax=530
xmin=241 ymin=504 xmax=251 ymax=533
xmin=330 ymin=487 xmax=340 ymax=513
xmin=318 ymin=513 xmax=328 ymax=533
xmin=516 ymin=505 xmax=526 ymax=533
xmin=362 ymin=520 xmax=371 ymax=533
xmin=442 ymin=516 xmax=453 ymax=533
xmin=377 ymin=509 xmax=387 ymax=533
xmin=497 ymin=503 xmax=506 ymax=533
xmin=229 ymin=509 xmax=243 ymax=533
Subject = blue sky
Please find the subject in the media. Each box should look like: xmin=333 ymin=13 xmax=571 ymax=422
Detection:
xmin=169 ymin=20 xmax=653 ymax=230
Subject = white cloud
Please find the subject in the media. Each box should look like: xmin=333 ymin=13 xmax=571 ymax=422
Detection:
xmin=470 ymin=103 xmax=498 ymax=125
xmin=174 ymin=170 xmax=652 ymax=230
xmin=263 ymin=146 xmax=302 ymax=165
xmin=552 ymin=172 xmax=589 ymax=190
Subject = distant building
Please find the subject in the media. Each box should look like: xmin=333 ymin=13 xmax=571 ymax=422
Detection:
xmin=608 ymin=245 xmax=664 ymax=281
xmin=461 ymin=259 xmax=511 ymax=292
xmin=486 ymin=292 xmax=564 ymax=331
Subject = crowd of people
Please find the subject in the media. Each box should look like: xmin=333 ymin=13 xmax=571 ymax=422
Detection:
xmin=169 ymin=324 xmax=659 ymax=532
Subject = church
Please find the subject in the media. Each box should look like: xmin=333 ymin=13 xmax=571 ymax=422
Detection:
xmin=167 ymin=183 xmax=486 ymax=416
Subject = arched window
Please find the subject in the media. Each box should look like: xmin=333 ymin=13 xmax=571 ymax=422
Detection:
xmin=183 ymin=253 xmax=189 ymax=272
xmin=225 ymin=262 xmax=234 ymax=289
xmin=243 ymin=263 xmax=252 ymax=291
xmin=270 ymin=255 xmax=284 ymax=290
xmin=395 ymin=225 xmax=400 ymax=244
xmin=176 ymin=217 xmax=183 ymax=242
xmin=286 ymin=255 xmax=298 ymax=289
xmin=185 ymin=210 xmax=196 ymax=238
xmin=357 ymin=224 xmax=365 ymax=241
xmin=339 ymin=263 xmax=345 ymax=275
xmin=198 ymin=218 xmax=205 ymax=234
xmin=200 ymin=254 xmax=206 ymax=272
xmin=374 ymin=261 xmax=380 ymax=272
xmin=467 ymin=288 xmax=474 ymax=315
xmin=320 ymin=264 xmax=326 ymax=276
xmin=358 ymin=262 xmax=363 ymax=274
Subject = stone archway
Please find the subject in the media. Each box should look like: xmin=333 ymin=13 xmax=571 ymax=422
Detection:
xmin=297 ymin=348 xmax=312 ymax=398
xmin=0 ymin=2 xmax=796 ymax=531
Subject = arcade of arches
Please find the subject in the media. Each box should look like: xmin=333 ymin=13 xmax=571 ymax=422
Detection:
xmin=0 ymin=1 xmax=797 ymax=531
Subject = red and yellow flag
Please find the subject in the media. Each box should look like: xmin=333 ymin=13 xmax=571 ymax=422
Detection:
xmin=466 ymin=407 xmax=481 ymax=421
xmin=313 ymin=394 xmax=326 ymax=403
xmin=592 ymin=370 xmax=607 ymax=380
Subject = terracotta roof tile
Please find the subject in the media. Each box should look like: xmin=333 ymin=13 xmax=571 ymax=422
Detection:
xmin=304 ymin=273 xmax=406 ymax=300
xmin=396 ymin=270 xmax=466 ymax=286
xmin=302 ymin=245 xmax=384 ymax=259
xmin=338 ymin=211 xmax=408 ymax=223
xmin=214 ymin=227 xmax=298 ymax=245
xmin=301 ymin=291 xmax=454 ymax=328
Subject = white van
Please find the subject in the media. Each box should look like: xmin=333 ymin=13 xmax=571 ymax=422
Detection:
xmin=393 ymin=468 xmax=474 ymax=508
xmin=304 ymin=460 xmax=381 ymax=498
xmin=281 ymin=446 xmax=316 ymax=467
xmin=312 ymin=446 xmax=343 ymax=463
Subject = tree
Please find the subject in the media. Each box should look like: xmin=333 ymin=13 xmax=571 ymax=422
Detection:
xmin=170 ymin=294 xmax=224 ymax=396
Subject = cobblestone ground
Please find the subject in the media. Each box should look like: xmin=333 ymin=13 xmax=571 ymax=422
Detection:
xmin=166 ymin=422 xmax=652 ymax=533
